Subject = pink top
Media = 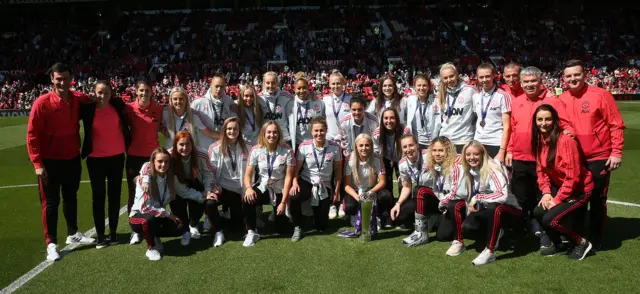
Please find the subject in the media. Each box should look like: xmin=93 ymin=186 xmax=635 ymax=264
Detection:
xmin=90 ymin=105 xmax=126 ymax=157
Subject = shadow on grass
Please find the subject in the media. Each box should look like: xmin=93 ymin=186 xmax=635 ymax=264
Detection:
xmin=598 ymin=217 xmax=640 ymax=252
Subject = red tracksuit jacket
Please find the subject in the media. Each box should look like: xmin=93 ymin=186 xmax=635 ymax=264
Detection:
xmin=507 ymin=89 xmax=574 ymax=162
xmin=536 ymin=133 xmax=594 ymax=204
xmin=558 ymin=85 xmax=625 ymax=161
xmin=27 ymin=90 xmax=89 ymax=169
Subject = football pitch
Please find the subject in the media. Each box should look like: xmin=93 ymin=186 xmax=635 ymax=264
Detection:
xmin=1 ymin=102 xmax=639 ymax=293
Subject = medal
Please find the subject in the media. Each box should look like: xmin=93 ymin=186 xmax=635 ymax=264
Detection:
xmin=479 ymin=89 xmax=495 ymax=129
xmin=266 ymin=150 xmax=277 ymax=186
xmin=480 ymin=120 xmax=486 ymax=127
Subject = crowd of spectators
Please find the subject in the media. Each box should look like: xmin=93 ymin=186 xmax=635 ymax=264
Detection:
xmin=1 ymin=4 xmax=639 ymax=110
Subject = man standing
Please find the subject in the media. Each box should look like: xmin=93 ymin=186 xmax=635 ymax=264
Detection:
xmin=500 ymin=62 xmax=524 ymax=99
xmin=27 ymin=63 xmax=95 ymax=261
xmin=559 ymin=60 xmax=625 ymax=250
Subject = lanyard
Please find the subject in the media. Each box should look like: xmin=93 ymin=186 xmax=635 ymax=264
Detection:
xmin=210 ymin=99 xmax=224 ymax=122
xmin=312 ymin=143 xmax=327 ymax=172
xmin=473 ymin=179 xmax=480 ymax=196
xmin=386 ymin=134 xmax=395 ymax=160
xmin=245 ymin=109 xmax=256 ymax=131
xmin=480 ymin=91 xmax=495 ymax=125
xmin=332 ymin=92 xmax=346 ymax=119
xmin=175 ymin=116 xmax=187 ymax=134
xmin=297 ymin=102 xmax=309 ymax=125
xmin=158 ymin=179 xmax=168 ymax=205
xmin=446 ymin=94 xmax=457 ymax=120
xmin=418 ymin=101 xmax=428 ymax=128
xmin=407 ymin=155 xmax=422 ymax=184
xmin=227 ymin=145 xmax=237 ymax=172
xmin=436 ymin=173 xmax=444 ymax=192
xmin=268 ymin=96 xmax=279 ymax=114
xmin=266 ymin=149 xmax=277 ymax=180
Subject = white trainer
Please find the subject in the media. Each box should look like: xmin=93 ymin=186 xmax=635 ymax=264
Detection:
xmin=213 ymin=231 xmax=225 ymax=247
xmin=145 ymin=249 xmax=162 ymax=261
xmin=243 ymin=230 xmax=260 ymax=247
xmin=203 ymin=217 xmax=212 ymax=231
xmin=46 ymin=243 xmax=61 ymax=261
xmin=181 ymin=231 xmax=191 ymax=246
xmin=189 ymin=225 xmax=202 ymax=240
xmin=66 ymin=232 xmax=95 ymax=245
xmin=153 ymin=237 xmax=163 ymax=252
xmin=446 ymin=240 xmax=465 ymax=256
xmin=328 ymin=205 xmax=338 ymax=219
xmin=338 ymin=204 xmax=346 ymax=218
xmin=472 ymin=248 xmax=496 ymax=265
xmin=129 ymin=232 xmax=141 ymax=245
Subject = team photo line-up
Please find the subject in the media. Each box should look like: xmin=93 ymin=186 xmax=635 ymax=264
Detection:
xmin=27 ymin=59 xmax=624 ymax=265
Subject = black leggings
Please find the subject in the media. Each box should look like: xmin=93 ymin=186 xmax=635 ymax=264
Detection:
xmin=126 ymin=154 xmax=149 ymax=214
xmin=462 ymin=203 xmax=522 ymax=251
xmin=242 ymin=188 xmax=288 ymax=232
xmin=533 ymin=192 xmax=590 ymax=245
xmin=382 ymin=157 xmax=401 ymax=203
xmin=87 ymin=153 xmax=125 ymax=238
xmin=586 ymin=160 xmax=609 ymax=245
xmin=511 ymin=160 xmax=540 ymax=217
xmin=342 ymin=189 xmax=393 ymax=218
xmin=205 ymin=188 xmax=244 ymax=232
xmin=171 ymin=179 xmax=205 ymax=228
xmin=129 ymin=212 xmax=186 ymax=249
xmin=289 ymin=179 xmax=332 ymax=230
xmin=436 ymin=199 xmax=467 ymax=242
xmin=483 ymin=145 xmax=500 ymax=158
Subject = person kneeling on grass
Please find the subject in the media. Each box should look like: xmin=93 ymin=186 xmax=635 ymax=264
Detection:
xmin=129 ymin=147 xmax=205 ymax=261
xmin=531 ymin=104 xmax=594 ymax=260
xmin=459 ymin=141 xmax=522 ymax=265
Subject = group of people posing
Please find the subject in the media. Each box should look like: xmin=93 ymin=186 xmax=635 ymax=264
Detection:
xmin=27 ymin=59 xmax=624 ymax=265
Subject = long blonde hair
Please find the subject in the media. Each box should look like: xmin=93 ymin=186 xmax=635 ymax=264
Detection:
xmin=237 ymin=86 xmax=262 ymax=131
xmin=148 ymin=147 xmax=176 ymax=202
xmin=426 ymin=136 xmax=457 ymax=179
xmin=437 ymin=62 xmax=459 ymax=110
xmin=349 ymin=134 xmax=376 ymax=188
xmin=257 ymin=120 xmax=284 ymax=151
xmin=167 ymin=87 xmax=196 ymax=140
xmin=460 ymin=140 xmax=504 ymax=195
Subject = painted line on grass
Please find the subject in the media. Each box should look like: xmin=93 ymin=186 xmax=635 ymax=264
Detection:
xmin=607 ymin=200 xmax=640 ymax=208
xmin=1 ymin=205 xmax=128 ymax=294
xmin=0 ymin=179 xmax=127 ymax=189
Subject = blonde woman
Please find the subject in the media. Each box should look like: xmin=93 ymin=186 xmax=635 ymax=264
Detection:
xmin=338 ymin=134 xmax=389 ymax=238
xmin=242 ymin=121 xmax=295 ymax=247
xmin=129 ymin=147 xmax=204 ymax=261
xmin=459 ymin=141 xmax=522 ymax=265
xmin=237 ymin=86 xmax=264 ymax=145
xmin=161 ymin=87 xmax=215 ymax=150
xmin=259 ymin=71 xmax=294 ymax=145
xmin=437 ymin=63 xmax=476 ymax=153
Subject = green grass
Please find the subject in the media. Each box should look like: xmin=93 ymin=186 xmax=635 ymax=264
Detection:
xmin=2 ymin=103 xmax=640 ymax=293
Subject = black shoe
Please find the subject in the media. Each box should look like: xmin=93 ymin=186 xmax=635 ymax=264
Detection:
xmin=539 ymin=231 xmax=552 ymax=249
xmin=384 ymin=217 xmax=394 ymax=229
xmin=540 ymin=244 xmax=569 ymax=257
xmin=568 ymin=241 xmax=593 ymax=260
xmin=96 ymin=236 xmax=108 ymax=249
xmin=108 ymin=234 xmax=119 ymax=245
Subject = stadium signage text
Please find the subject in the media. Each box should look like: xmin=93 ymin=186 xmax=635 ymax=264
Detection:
xmin=0 ymin=110 xmax=30 ymax=117
xmin=315 ymin=60 xmax=343 ymax=66
xmin=0 ymin=70 xmax=26 ymax=75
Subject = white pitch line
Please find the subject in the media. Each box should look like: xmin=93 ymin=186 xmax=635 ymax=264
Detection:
xmin=1 ymin=205 xmax=128 ymax=294
xmin=607 ymin=200 xmax=640 ymax=208
xmin=0 ymin=179 xmax=127 ymax=189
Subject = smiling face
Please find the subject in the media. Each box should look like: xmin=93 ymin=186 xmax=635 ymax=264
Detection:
xmin=154 ymin=153 xmax=170 ymax=174
xmin=311 ymin=122 xmax=327 ymax=144
xmin=295 ymin=80 xmax=309 ymax=100
xmin=401 ymin=136 xmax=418 ymax=161
xmin=521 ymin=74 xmax=542 ymax=97
xmin=382 ymin=79 xmax=395 ymax=98
xmin=351 ymin=101 xmax=365 ymax=124
xmin=356 ymin=138 xmax=372 ymax=159
xmin=242 ymin=88 xmax=254 ymax=108
xmin=171 ymin=92 xmax=187 ymax=114
xmin=503 ymin=66 xmax=521 ymax=89
xmin=431 ymin=142 xmax=446 ymax=164
xmin=94 ymin=83 xmax=111 ymax=106
xmin=136 ymin=83 xmax=152 ymax=105
xmin=464 ymin=145 xmax=483 ymax=168
xmin=382 ymin=109 xmax=396 ymax=131
xmin=563 ymin=65 xmax=586 ymax=92
xmin=535 ymin=109 xmax=554 ymax=135
xmin=477 ymin=68 xmax=495 ymax=91
xmin=414 ymin=77 xmax=430 ymax=99
xmin=176 ymin=137 xmax=192 ymax=158
xmin=440 ymin=68 xmax=458 ymax=89
xmin=265 ymin=124 xmax=279 ymax=145
xmin=225 ymin=121 xmax=239 ymax=141
xmin=263 ymin=75 xmax=278 ymax=94
xmin=51 ymin=71 xmax=71 ymax=96
xmin=329 ymin=75 xmax=345 ymax=96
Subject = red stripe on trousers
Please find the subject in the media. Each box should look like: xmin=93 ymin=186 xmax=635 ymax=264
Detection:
xmin=488 ymin=205 xmax=522 ymax=250
xmin=454 ymin=201 xmax=466 ymax=242
xmin=550 ymin=193 xmax=591 ymax=244
xmin=129 ymin=218 xmax=153 ymax=249
xmin=38 ymin=177 xmax=51 ymax=245
xmin=416 ymin=188 xmax=425 ymax=215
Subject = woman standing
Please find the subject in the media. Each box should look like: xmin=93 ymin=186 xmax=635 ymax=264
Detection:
xmin=405 ymin=74 xmax=441 ymax=150
xmin=162 ymin=87 xmax=214 ymax=150
xmin=459 ymin=141 xmax=522 ymax=265
xmin=437 ymin=63 xmax=476 ymax=153
xmin=289 ymin=117 xmax=342 ymax=241
xmin=242 ymin=121 xmax=295 ymax=247
xmin=129 ymin=147 xmax=204 ymax=261
xmin=366 ymin=75 xmax=406 ymax=124
xmin=209 ymin=117 xmax=252 ymax=243
xmin=259 ymin=72 xmax=294 ymax=146
xmin=531 ymin=104 xmax=594 ymax=260
xmin=288 ymin=78 xmax=326 ymax=152
xmin=237 ymin=86 xmax=264 ymax=145
xmin=125 ymin=80 xmax=163 ymax=245
xmin=80 ymin=81 xmax=131 ymax=248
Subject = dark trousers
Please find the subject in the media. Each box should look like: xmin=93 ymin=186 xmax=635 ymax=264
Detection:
xmin=126 ymin=155 xmax=148 ymax=214
xmin=462 ymin=203 xmax=522 ymax=251
xmin=129 ymin=212 xmax=186 ymax=249
xmin=342 ymin=190 xmax=393 ymax=218
xmin=511 ymin=160 xmax=540 ymax=217
xmin=483 ymin=145 xmax=500 ymax=158
xmin=436 ymin=199 xmax=467 ymax=242
xmin=382 ymin=157 xmax=402 ymax=203
xmin=533 ymin=192 xmax=590 ymax=245
xmin=455 ymin=144 xmax=465 ymax=154
xmin=396 ymin=186 xmax=440 ymax=225
xmin=205 ymin=188 xmax=244 ymax=232
xmin=242 ymin=188 xmax=288 ymax=232
xmin=586 ymin=160 xmax=609 ymax=246
xmin=38 ymin=156 xmax=82 ymax=245
xmin=171 ymin=179 xmax=205 ymax=228
xmin=87 ymin=153 xmax=125 ymax=238
xmin=289 ymin=179 xmax=332 ymax=230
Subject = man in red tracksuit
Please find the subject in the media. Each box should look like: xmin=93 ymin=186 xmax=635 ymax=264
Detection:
xmin=559 ymin=59 xmax=625 ymax=250
xmin=27 ymin=63 xmax=95 ymax=261
xmin=500 ymin=62 xmax=524 ymax=99
xmin=506 ymin=66 xmax=574 ymax=243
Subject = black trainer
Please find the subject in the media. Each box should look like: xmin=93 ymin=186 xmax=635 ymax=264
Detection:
xmin=568 ymin=241 xmax=593 ymax=260
xmin=384 ymin=216 xmax=394 ymax=229
xmin=540 ymin=244 xmax=570 ymax=257
xmin=108 ymin=234 xmax=119 ymax=245
xmin=96 ymin=236 xmax=108 ymax=249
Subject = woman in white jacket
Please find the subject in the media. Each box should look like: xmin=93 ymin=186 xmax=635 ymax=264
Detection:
xmin=161 ymin=87 xmax=215 ymax=150
xmin=208 ymin=117 xmax=252 ymax=245
xmin=404 ymin=74 xmax=441 ymax=150
xmin=129 ymin=147 xmax=205 ymax=261
xmin=437 ymin=63 xmax=476 ymax=153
